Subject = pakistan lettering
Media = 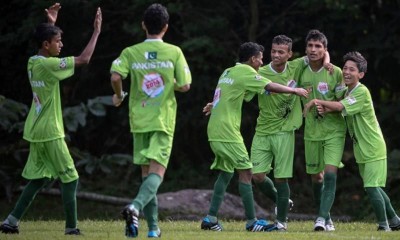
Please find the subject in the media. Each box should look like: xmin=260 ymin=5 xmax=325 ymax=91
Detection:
xmin=31 ymin=80 xmax=45 ymax=88
xmin=218 ymin=78 xmax=234 ymax=85
xmin=131 ymin=61 xmax=173 ymax=69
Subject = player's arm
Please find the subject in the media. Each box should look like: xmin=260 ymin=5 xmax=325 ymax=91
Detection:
xmin=45 ymin=3 xmax=61 ymax=25
xmin=174 ymin=79 xmax=190 ymax=92
xmin=265 ymin=82 xmax=308 ymax=98
xmin=74 ymin=7 xmax=102 ymax=66
xmin=315 ymin=99 xmax=344 ymax=114
xmin=202 ymin=102 xmax=213 ymax=116
xmin=111 ymin=72 xmax=127 ymax=107
xmin=323 ymin=51 xmax=334 ymax=74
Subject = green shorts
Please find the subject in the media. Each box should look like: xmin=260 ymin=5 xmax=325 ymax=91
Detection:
xmin=133 ymin=131 xmax=173 ymax=168
xmin=305 ymin=137 xmax=345 ymax=174
xmin=209 ymin=141 xmax=252 ymax=173
xmin=358 ymin=159 xmax=387 ymax=187
xmin=251 ymin=132 xmax=294 ymax=178
xmin=22 ymin=138 xmax=79 ymax=183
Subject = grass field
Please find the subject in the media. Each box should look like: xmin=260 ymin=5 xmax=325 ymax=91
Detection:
xmin=1 ymin=220 xmax=399 ymax=240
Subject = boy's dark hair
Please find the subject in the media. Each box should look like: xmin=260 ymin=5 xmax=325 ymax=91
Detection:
xmin=34 ymin=23 xmax=63 ymax=48
xmin=238 ymin=42 xmax=264 ymax=63
xmin=272 ymin=35 xmax=293 ymax=51
xmin=305 ymin=29 xmax=328 ymax=48
xmin=343 ymin=51 xmax=367 ymax=73
xmin=143 ymin=3 xmax=169 ymax=35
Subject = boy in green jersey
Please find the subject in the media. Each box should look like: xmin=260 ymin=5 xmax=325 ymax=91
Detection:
xmin=110 ymin=3 xmax=191 ymax=238
xmin=307 ymin=51 xmax=400 ymax=231
xmin=0 ymin=3 xmax=102 ymax=235
xmin=201 ymin=42 xmax=308 ymax=232
xmin=299 ymin=29 xmax=346 ymax=231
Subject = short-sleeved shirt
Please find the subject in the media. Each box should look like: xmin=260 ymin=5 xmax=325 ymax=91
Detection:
xmin=207 ymin=63 xmax=270 ymax=143
xmin=110 ymin=39 xmax=192 ymax=136
xmin=340 ymin=83 xmax=386 ymax=163
xmin=299 ymin=65 xmax=346 ymax=140
xmin=23 ymin=55 xmax=75 ymax=142
xmin=256 ymin=57 xmax=307 ymax=135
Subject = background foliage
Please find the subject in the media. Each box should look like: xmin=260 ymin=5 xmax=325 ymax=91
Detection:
xmin=1 ymin=0 xmax=400 ymax=219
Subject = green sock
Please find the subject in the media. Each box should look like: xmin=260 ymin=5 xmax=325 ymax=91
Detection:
xmin=365 ymin=187 xmax=389 ymax=227
xmin=378 ymin=187 xmax=397 ymax=220
xmin=276 ymin=181 xmax=289 ymax=223
xmin=239 ymin=181 xmax=256 ymax=220
xmin=132 ymin=173 xmax=162 ymax=211
xmin=319 ymin=172 xmax=337 ymax=219
xmin=254 ymin=176 xmax=277 ymax=203
xmin=10 ymin=178 xmax=51 ymax=223
xmin=61 ymin=179 xmax=78 ymax=229
xmin=209 ymin=171 xmax=233 ymax=216
xmin=142 ymin=176 xmax=159 ymax=231
xmin=312 ymin=181 xmax=323 ymax=214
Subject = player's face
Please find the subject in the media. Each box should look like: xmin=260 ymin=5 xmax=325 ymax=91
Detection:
xmin=305 ymin=40 xmax=326 ymax=62
xmin=47 ymin=33 xmax=63 ymax=57
xmin=250 ymin=52 xmax=263 ymax=71
xmin=342 ymin=60 xmax=364 ymax=89
xmin=270 ymin=44 xmax=292 ymax=67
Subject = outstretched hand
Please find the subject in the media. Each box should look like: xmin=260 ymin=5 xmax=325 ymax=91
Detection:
xmin=45 ymin=3 xmax=61 ymax=25
xmin=294 ymin=88 xmax=309 ymax=98
xmin=94 ymin=7 xmax=102 ymax=33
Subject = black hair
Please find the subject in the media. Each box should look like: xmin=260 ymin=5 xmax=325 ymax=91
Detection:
xmin=238 ymin=42 xmax=264 ymax=63
xmin=143 ymin=3 xmax=169 ymax=35
xmin=34 ymin=23 xmax=63 ymax=48
xmin=272 ymin=35 xmax=293 ymax=51
xmin=343 ymin=51 xmax=367 ymax=73
xmin=305 ymin=29 xmax=328 ymax=48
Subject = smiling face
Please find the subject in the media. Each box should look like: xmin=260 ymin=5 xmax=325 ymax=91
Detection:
xmin=342 ymin=60 xmax=364 ymax=89
xmin=271 ymin=43 xmax=292 ymax=68
xmin=306 ymin=39 xmax=326 ymax=63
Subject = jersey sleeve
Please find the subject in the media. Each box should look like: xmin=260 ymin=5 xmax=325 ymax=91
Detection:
xmin=174 ymin=47 xmax=192 ymax=87
xmin=42 ymin=57 xmax=74 ymax=81
xmin=110 ymin=48 xmax=131 ymax=79
xmin=340 ymin=87 xmax=366 ymax=116
xmin=244 ymin=72 xmax=270 ymax=95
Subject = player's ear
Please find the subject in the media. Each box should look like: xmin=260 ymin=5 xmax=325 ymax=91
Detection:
xmin=288 ymin=51 xmax=293 ymax=58
xmin=162 ymin=24 xmax=168 ymax=33
xmin=359 ymin=72 xmax=365 ymax=79
xmin=141 ymin=21 xmax=146 ymax=31
xmin=43 ymin=40 xmax=50 ymax=49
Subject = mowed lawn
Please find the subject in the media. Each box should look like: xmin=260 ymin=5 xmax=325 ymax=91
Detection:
xmin=1 ymin=220 xmax=399 ymax=240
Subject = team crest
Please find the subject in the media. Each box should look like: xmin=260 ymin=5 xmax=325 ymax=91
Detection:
xmin=113 ymin=58 xmax=122 ymax=66
xmin=145 ymin=52 xmax=157 ymax=60
xmin=59 ymin=58 xmax=67 ymax=69
xmin=287 ymin=79 xmax=297 ymax=88
xmin=317 ymin=82 xmax=329 ymax=95
xmin=346 ymin=96 xmax=357 ymax=105
xmin=255 ymin=74 xmax=262 ymax=80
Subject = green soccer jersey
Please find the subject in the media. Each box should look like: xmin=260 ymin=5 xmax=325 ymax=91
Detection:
xmin=207 ymin=63 xmax=270 ymax=143
xmin=23 ymin=55 xmax=75 ymax=142
xmin=256 ymin=57 xmax=307 ymax=135
xmin=299 ymin=65 xmax=346 ymax=140
xmin=110 ymin=39 xmax=192 ymax=136
xmin=340 ymin=83 xmax=386 ymax=163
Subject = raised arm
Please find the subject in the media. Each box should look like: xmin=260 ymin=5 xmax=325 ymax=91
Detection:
xmin=45 ymin=3 xmax=61 ymax=25
xmin=74 ymin=7 xmax=102 ymax=66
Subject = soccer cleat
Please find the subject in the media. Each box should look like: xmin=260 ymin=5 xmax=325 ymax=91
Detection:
xmin=148 ymin=228 xmax=161 ymax=238
xmin=0 ymin=223 xmax=19 ymax=234
xmin=201 ymin=217 xmax=222 ymax=231
xmin=65 ymin=228 xmax=81 ymax=235
xmin=325 ymin=219 xmax=335 ymax=231
xmin=246 ymin=219 xmax=269 ymax=232
xmin=265 ymin=221 xmax=287 ymax=232
xmin=121 ymin=205 xmax=139 ymax=238
xmin=377 ymin=226 xmax=391 ymax=231
xmin=274 ymin=199 xmax=294 ymax=216
xmin=389 ymin=222 xmax=400 ymax=231
xmin=314 ymin=217 xmax=326 ymax=231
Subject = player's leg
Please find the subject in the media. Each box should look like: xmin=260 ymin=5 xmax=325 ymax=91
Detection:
xmin=377 ymin=188 xmax=400 ymax=230
xmin=141 ymin=175 xmax=160 ymax=237
xmin=251 ymin=134 xmax=277 ymax=203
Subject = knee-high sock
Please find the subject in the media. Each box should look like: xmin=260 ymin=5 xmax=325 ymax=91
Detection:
xmin=9 ymin=178 xmax=51 ymax=224
xmin=254 ymin=176 xmax=277 ymax=203
xmin=365 ymin=187 xmax=389 ymax=227
xmin=142 ymin=176 xmax=159 ymax=231
xmin=312 ymin=181 xmax=323 ymax=214
xmin=378 ymin=187 xmax=397 ymax=220
xmin=318 ymin=172 xmax=336 ymax=219
xmin=132 ymin=173 xmax=162 ymax=211
xmin=61 ymin=179 xmax=78 ymax=229
xmin=239 ymin=181 xmax=256 ymax=221
xmin=208 ymin=171 xmax=233 ymax=217
xmin=276 ymin=181 xmax=289 ymax=223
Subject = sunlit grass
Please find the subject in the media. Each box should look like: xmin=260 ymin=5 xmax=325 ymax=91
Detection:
xmin=1 ymin=220 xmax=399 ymax=240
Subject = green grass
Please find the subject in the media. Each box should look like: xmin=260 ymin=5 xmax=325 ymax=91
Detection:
xmin=1 ymin=220 xmax=399 ymax=240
